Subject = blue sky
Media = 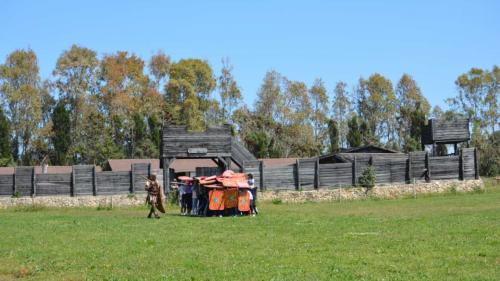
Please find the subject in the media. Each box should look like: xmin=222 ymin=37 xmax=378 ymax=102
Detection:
xmin=1 ymin=0 xmax=499 ymax=109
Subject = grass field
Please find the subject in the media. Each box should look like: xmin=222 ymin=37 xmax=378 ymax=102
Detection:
xmin=1 ymin=179 xmax=499 ymax=281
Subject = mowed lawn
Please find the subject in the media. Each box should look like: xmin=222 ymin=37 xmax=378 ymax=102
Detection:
xmin=1 ymin=180 xmax=499 ymax=281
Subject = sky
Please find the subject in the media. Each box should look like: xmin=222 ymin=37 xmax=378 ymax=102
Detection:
xmin=1 ymin=0 xmax=499 ymax=109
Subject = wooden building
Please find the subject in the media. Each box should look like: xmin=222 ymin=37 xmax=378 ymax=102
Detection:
xmin=421 ymin=118 xmax=470 ymax=155
xmin=159 ymin=124 xmax=256 ymax=192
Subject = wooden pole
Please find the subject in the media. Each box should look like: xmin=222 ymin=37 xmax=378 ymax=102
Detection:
xmin=407 ymin=153 xmax=412 ymax=184
xmin=315 ymin=158 xmax=320 ymax=189
xmin=130 ymin=164 xmax=135 ymax=193
xmin=425 ymin=152 xmax=431 ymax=182
xmin=92 ymin=166 xmax=97 ymax=196
xmin=71 ymin=166 xmax=76 ymax=197
xmin=12 ymin=173 xmax=16 ymax=196
xmin=31 ymin=167 xmax=36 ymax=197
xmin=474 ymin=148 xmax=479 ymax=179
xmin=352 ymin=156 xmax=357 ymax=186
xmin=259 ymin=160 xmax=265 ymax=191
xmin=459 ymin=148 xmax=464 ymax=181
xmin=295 ymin=159 xmax=301 ymax=191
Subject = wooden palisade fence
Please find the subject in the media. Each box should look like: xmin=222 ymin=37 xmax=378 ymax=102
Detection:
xmin=0 ymin=148 xmax=479 ymax=197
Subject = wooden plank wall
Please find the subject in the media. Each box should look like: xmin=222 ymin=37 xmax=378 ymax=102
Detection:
xmin=73 ymin=165 xmax=94 ymax=196
xmin=462 ymin=148 xmax=476 ymax=179
xmin=430 ymin=156 xmax=460 ymax=180
xmin=264 ymin=165 xmax=296 ymax=190
xmin=15 ymin=167 xmax=34 ymax=196
xmin=319 ymin=163 xmax=352 ymax=187
xmin=132 ymin=163 xmax=150 ymax=194
xmin=195 ymin=167 xmax=223 ymax=177
xmin=0 ymin=149 xmax=481 ymax=197
xmin=432 ymin=118 xmax=470 ymax=142
xmin=96 ymin=171 xmax=130 ymax=195
xmin=36 ymin=173 xmax=71 ymax=196
xmin=298 ymin=159 xmax=316 ymax=190
xmin=161 ymin=125 xmax=232 ymax=158
xmin=0 ymin=174 xmax=13 ymax=196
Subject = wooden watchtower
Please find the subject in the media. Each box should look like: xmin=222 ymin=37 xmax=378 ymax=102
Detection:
xmin=160 ymin=124 xmax=256 ymax=192
xmin=421 ymin=118 xmax=470 ymax=156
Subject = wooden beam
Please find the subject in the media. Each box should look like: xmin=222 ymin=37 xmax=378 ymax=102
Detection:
xmin=352 ymin=156 xmax=357 ymax=186
xmin=259 ymin=160 xmax=265 ymax=191
xmin=474 ymin=148 xmax=479 ymax=179
xmin=92 ymin=166 xmax=97 ymax=196
xmin=295 ymin=159 xmax=301 ymax=191
xmin=425 ymin=152 xmax=431 ymax=182
xmin=314 ymin=158 xmax=320 ymax=189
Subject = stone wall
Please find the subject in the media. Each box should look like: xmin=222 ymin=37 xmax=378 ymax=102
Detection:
xmin=0 ymin=179 xmax=484 ymax=208
xmin=257 ymin=179 xmax=484 ymax=203
xmin=0 ymin=194 xmax=148 ymax=209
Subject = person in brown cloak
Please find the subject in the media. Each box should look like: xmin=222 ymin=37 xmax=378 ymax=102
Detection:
xmin=144 ymin=174 xmax=165 ymax=218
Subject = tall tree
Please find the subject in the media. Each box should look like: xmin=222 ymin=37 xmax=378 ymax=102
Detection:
xmin=53 ymin=45 xmax=100 ymax=162
xmin=0 ymin=108 xmax=12 ymax=166
xmin=355 ymin=74 xmax=396 ymax=145
xmin=327 ymin=119 xmax=340 ymax=152
xmin=100 ymin=51 xmax=162 ymax=156
xmin=149 ymin=50 xmax=171 ymax=88
xmin=218 ymin=58 xmax=241 ymax=123
xmin=309 ymin=78 xmax=329 ymax=152
xmin=347 ymin=114 xmax=361 ymax=148
xmin=332 ymin=81 xmax=351 ymax=148
xmin=165 ymin=59 xmax=217 ymax=130
xmin=0 ymin=49 xmax=44 ymax=164
xmin=395 ymin=74 xmax=430 ymax=152
xmin=51 ymin=101 xmax=71 ymax=165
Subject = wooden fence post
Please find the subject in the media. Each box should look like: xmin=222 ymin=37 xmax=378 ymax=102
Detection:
xmin=425 ymin=152 xmax=431 ymax=182
xmin=352 ymin=156 xmax=357 ymax=186
xmin=71 ymin=166 xmax=76 ymax=197
xmin=259 ymin=160 xmax=265 ymax=191
xmin=459 ymin=148 xmax=464 ymax=181
xmin=31 ymin=167 xmax=36 ymax=197
xmin=295 ymin=159 xmax=301 ymax=191
xmin=12 ymin=173 xmax=16 ymax=196
xmin=130 ymin=164 xmax=135 ymax=194
xmin=474 ymin=148 xmax=479 ymax=179
xmin=407 ymin=153 xmax=412 ymax=184
xmin=314 ymin=158 xmax=320 ymax=189
xmin=148 ymin=163 xmax=152 ymax=177
xmin=92 ymin=166 xmax=97 ymax=196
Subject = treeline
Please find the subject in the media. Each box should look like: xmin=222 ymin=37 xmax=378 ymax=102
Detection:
xmin=0 ymin=46 xmax=498 ymax=176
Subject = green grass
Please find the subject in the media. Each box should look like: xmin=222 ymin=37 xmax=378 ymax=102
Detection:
xmin=1 ymin=179 xmax=499 ymax=281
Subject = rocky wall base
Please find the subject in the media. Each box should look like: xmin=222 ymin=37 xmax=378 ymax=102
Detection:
xmin=0 ymin=194 xmax=148 ymax=209
xmin=258 ymin=179 xmax=484 ymax=203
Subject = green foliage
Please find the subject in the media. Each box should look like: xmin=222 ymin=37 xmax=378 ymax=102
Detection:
xmin=0 ymin=107 xmax=12 ymax=165
xmin=51 ymin=101 xmax=71 ymax=165
xmin=327 ymin=119 xmax=339 ymax=153
xmin=358 ymin=166 xmax=375 ymax=189
xmin=347 ymin=115 xmax=361 ymax=147
xmin=271 ymin=198 xmax=282 ymax=204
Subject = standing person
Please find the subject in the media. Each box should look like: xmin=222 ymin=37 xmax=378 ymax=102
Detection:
xmin=191 ymin=179 xmax=199 ymax=216
xmin=144 ymin=174 xmax=165 ymax=219
xmin=184 ymin=180 xmax=193 ymax=215
xmin=179 ymin=181 xmax=186 ymax=215
xmin=248 ymin=173 xmax=259 ymax=215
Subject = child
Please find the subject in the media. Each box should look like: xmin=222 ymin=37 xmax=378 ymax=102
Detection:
xmin=191 ymin=179 xmax=199 ymax=216
xmin=248 ymin=173 xmax=258 ymax=215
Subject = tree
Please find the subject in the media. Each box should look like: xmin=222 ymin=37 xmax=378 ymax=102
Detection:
xmin=327 ymin=119 xmax=340 ymax=153
xmin=165 ymin=59 xmax=217 ymax=130
xmin=0 ymin=49 xmax=44 ymax=164
xmin=347 ymin=115 xmax=362 ymax=148
xmin=218 ymin=58 xmax=241 ymax=123
xmin=100 ymin=51 xmax=162 ymax=156
xmin=51 ymin=101 xmax=71 ymax=165
xmin=332 ymin=81 xmax=351 ymax=148
xmin=53 ymin=45 xmax=100 ymax=162
xmin=309 ymin=78 xmax=329 ymax=152
xmin=355 ymin=74 xmax=396 ymax=145
xmin=0 ymin=108 xmax=12 ymax=166
xmin=396 ymin=74 xmax=430 ymax=152
xmin=149 ymin=50 xmax=171 ymax=88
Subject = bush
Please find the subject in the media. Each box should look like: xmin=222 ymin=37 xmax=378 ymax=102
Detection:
xmin=358 ymin=166 xmax=375 ymax=189
xmin=272 ymin=198 xmax=282 ymax=205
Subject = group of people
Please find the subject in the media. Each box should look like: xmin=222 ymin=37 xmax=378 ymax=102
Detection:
xmin=174 ymin=173 xmax=259 ymax=217
xmin=143 ymin=172 xmax=260 ymax=218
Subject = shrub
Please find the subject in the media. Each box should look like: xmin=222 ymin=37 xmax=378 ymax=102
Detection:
xmin=358 ymin=166 xmax=375 ymax=189
xmin=272 ymin=198 xmax=282 ymax=205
